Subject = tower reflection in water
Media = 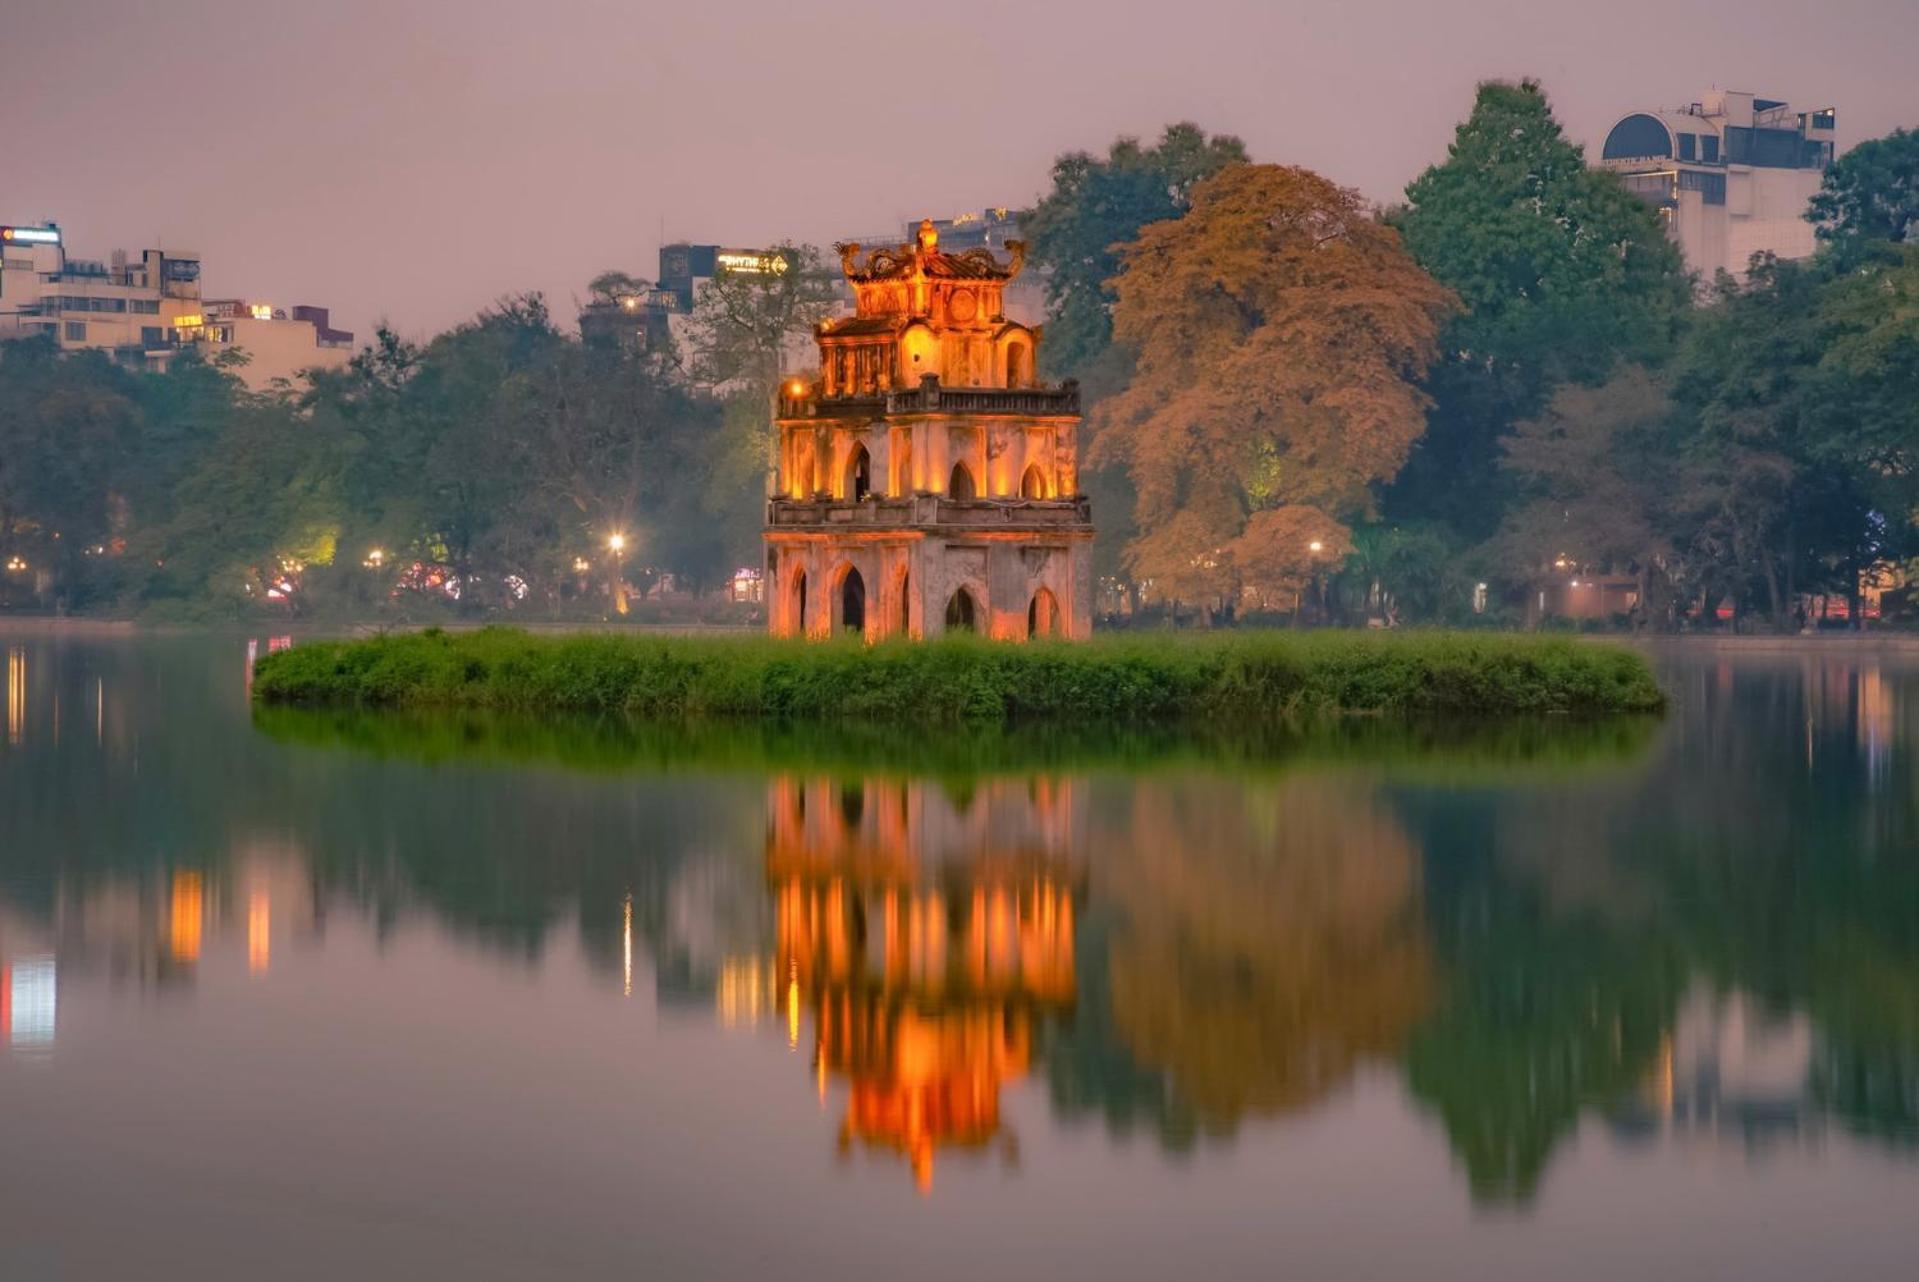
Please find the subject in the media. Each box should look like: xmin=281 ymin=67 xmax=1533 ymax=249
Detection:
xmin=733 ymin=773 xmax=1083 ymax=1192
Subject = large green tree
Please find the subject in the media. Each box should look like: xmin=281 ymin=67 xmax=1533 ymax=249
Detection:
xmin=1808 ymin=127 xmax=1919 ymax=261
xmin=1388 ymin=80 xmax=1689 ymax=541
xmin=1023 ymin=122 xmax=1247 ymax=386
xmin=0 ymin=340 xmax=144 ymax=609
xmin=1673 ymin=257 xmax=1891 ymax=627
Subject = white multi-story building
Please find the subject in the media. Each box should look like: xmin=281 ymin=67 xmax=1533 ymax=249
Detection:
xmin=0 ymin=222 xmax=353 ymax=390
xmin=0 ymin=224 xmax=202 ymax=366
xmin=1598 ymin=91 xmax=1836 ymax=283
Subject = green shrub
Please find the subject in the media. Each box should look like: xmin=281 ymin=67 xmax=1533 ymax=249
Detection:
xmin=251 ymin=627 xmax=1667 ymax=722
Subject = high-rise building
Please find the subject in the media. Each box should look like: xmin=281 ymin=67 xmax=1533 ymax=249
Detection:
xmin=0 ymin=222 xmax=353 ymax=389
xmin=1597 ymin=91 xmax=1836 ymax=282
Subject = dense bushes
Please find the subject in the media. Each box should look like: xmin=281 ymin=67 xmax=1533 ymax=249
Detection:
xmin=252 ymin=628 xmax=1666 ymax=721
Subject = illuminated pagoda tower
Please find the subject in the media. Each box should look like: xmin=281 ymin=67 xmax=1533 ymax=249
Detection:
xmin=765 ymin=219 xmax=1093 ymax=640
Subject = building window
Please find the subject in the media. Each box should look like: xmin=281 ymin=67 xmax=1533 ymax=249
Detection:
xmin=1678 ymin=134 xmax=1696 ymax=161
xmin=1702 ymin=136 xmax=1720 ymax=163
xmin=64 ymin=321 xmax=86 ymax=342
xmin=1680 ymin=170 xmax=1727 ymax=206
xmin=141 ymin=327 xmax=164 ymax=346
xmin=132 ymin=299 xmax=159 ymax=314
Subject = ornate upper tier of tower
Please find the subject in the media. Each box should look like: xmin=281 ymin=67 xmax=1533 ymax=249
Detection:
xmin=817 ymin=219 xmax=1039 ymax=397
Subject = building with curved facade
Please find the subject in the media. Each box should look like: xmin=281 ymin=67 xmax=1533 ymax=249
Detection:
xmin=1597 ymin=90 xmax=1835 ymax=283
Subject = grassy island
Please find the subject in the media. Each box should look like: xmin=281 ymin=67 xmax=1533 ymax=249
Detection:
xmin=250 ymin=628 xmax=1665 ymax=722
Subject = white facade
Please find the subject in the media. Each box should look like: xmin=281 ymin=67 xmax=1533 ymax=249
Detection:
xmin=0 ymin=222 xmax=353 ymax=390
xmin=0 ymin=225 xmax=202 ymax=369
xmin=1598 ymin=91 xmax=1836 ymax=284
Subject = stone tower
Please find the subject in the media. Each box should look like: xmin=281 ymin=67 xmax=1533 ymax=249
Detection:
xmin=764 ymin=220 xmax=1093 ymax=641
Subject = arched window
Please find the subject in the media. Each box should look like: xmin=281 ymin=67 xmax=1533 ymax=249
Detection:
xmin=1028 ymin=587 xmax=1060 ymax=638
xmin=944 ymin=588 xmax=978 ymax=633
xmin=840 ymin=567 xmax=866 ymax=637
xmin=895 ymin=570 xmax=911 ymax=637
xmin=791 ymin=569 xmax=808 ymax=636
xmin=1020 ymin=463 xmax=1047 ymax=500
xmin=1005 ymin=341 xmax=1030 ymax=387
xmin=948 ymin=461 xmax=977 ymax=500
xmin=844 ymin=444 xmax=871 ymax=501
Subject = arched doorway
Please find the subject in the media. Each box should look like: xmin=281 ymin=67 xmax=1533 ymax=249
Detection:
xmin=948 ymin=461 xmax=977 ymax=500
xmin=895 ymin=571 xmax=911 ymax=637
xmin=1005 ymin=341 xmax=1029 ymax=387
xmin=945 ymin=588 xmax=978 ymax=633
xmin=840 ymin=567 xmax=866 ymax=637
xmin=1028 ymin=587 xmax=1060 ymax=638
xmin=1020 ymin=464 xmax=1047 ymax=499
xmin=844 ymin=444 xmax=872 ymax=501
xmin=791 ymin=569 xmax=808 ymax=636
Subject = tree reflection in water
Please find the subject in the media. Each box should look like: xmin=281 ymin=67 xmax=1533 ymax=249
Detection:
xmin=11 ymin=644 xmax=1919 ymax=1207
xmin=1094 ymin=775 xmax=1433 ymax=1126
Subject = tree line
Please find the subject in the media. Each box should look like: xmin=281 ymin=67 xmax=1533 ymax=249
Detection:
xmin=1 ymin=79 xmax=1914 ymax=626
xmin=0 ymin=272 xmax=836 ymax=618
xmin=1026 ymin=86 xmax=1919 ymax=628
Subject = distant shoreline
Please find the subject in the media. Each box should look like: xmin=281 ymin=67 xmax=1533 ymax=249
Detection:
xmin=5 ymin=614 xmax=1915 ymax=652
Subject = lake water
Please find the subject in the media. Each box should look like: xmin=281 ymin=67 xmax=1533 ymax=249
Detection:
xmin=1 ymin=631 xmax=1916 ymax=1280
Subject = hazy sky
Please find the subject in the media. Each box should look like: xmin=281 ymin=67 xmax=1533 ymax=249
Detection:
xmin=5 ymin=0 xmax=1914 ymax=341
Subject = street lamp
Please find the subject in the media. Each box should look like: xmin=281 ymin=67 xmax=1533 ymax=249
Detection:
xmin=606 ymin=533 xmax=629 ymax=616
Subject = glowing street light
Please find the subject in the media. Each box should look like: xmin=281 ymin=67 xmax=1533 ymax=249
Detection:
xmin=607 ymin=533 xmax=627 ymax=554
xmin=1308 ymin=540 xmax=1324 ymax=554
xmin=362 ymin=548 xmax=386 ymax=569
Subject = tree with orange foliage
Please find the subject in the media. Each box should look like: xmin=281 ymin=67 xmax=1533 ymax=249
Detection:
xmin=1093 ymin=164 xmax=1454 ymax=614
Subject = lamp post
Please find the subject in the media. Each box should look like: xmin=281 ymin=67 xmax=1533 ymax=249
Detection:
xmin=1306 ymin=539 xmax=1325 ymax=626
xmin=607 ymin=532 xmax=628 ymax=617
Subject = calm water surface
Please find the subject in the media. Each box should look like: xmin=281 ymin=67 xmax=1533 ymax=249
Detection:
xmin=2 ymin=631 xmax=1917 ymax=1280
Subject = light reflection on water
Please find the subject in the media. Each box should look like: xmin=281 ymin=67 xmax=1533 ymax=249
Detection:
xmin=1 ymin=632 xmax=1918 ymax=1279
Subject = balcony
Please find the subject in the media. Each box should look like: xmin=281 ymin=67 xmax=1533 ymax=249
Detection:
xmin=779 ymin=375 xmax=1080 ymax=421
xmin=767 ymin=493 xmax=1093 ymax=531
